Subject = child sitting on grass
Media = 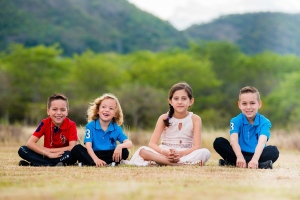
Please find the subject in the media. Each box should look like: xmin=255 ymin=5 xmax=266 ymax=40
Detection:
xmin=18 ymin=93 xmax=78 ymax=166
xmin=124 ymin=82 xmax=210 ymax=166
xmin=71 ymin=93 xmax=132 ymax=167
xmin=213 ymin=86 xmax=279 ymax=169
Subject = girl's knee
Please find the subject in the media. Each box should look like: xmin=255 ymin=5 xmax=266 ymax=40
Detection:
xmin=139 ymin=148 xmax=150 ymax=159
xmin=203 ymin=148 xmax=211 ymax=156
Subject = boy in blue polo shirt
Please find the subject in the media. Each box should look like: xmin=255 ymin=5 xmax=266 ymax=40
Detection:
xmin=71 ymin=93 xmax=132 ymax=167
xmin=213 ymin=86 xmax=279 ymax=169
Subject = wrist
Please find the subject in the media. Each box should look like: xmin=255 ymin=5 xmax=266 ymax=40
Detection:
xmin=42 ymin=150 xmax=46 ymax=158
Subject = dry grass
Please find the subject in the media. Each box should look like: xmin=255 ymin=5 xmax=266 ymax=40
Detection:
xmin=0 ymin=126 xmax=300 ymax=200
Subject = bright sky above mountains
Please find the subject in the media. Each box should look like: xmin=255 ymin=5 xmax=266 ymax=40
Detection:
xmin=128 ymin=0 xmax=300 ymax=30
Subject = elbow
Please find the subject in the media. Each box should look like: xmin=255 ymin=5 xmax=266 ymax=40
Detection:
xmin=26 ymin=141 xmax=33 ymax=148
xmin=128 ymin=141 xmax=133 ymax=149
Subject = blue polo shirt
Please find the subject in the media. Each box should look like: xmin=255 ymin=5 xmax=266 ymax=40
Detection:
xmin=229 ymin=113 xmax=271 ymax=153
xmin=84 ymin=119 xmax=128 ymax=151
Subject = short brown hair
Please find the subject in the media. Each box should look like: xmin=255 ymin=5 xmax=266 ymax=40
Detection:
xmin=239 ymin=86 xmax=260 ymax=101
xmin=47 ymin=93 xmax=69 ymax=109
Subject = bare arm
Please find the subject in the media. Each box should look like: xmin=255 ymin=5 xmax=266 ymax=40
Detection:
xmin=230 ymin=133 xmax=246 ymax=168
xmin=247 ymin=135 xmax=268 ymax=169
xmin=26 ymin=136 xmax=65 ymax=158
xmin=113 ymin=139 xmax=133 ymax=162
xmin=43 ymin=141 xmax=77 ymax=153
xmin=148 ymin=114 xmax=167 ymax=153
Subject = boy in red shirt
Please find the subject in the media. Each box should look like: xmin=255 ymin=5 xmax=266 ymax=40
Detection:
xmin=18 ymin=93 xmax=78 ymax=166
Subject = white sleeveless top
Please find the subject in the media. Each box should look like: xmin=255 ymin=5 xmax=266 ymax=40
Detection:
xmin=123 ymin=111 xmax=211 ymax=166
xmin=161 ymin=112 xmax=194 ymax=149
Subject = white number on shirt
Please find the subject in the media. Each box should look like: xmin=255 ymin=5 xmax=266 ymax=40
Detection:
xmin=85 ymin=129 xmax=91 ymax=139
xmin=230 ymin=122 xmax=234 ymax=130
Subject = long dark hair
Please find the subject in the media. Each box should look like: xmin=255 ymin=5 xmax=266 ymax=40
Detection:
xmin=163 ymin=82 xmax=193 ymax=127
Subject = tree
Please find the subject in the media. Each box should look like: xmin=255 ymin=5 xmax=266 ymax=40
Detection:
xmin=0 ymin=44 xmax=69 ymax=123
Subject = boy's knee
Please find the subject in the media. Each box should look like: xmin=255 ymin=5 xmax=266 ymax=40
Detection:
xmin=213 ymin=137 xmax=225 ymax=148
xmin=271 ymin=146 xmax=280 ymax=162
xmin=122 ymin=148 xmax=129 ymax=160
xmin=18 ymin=146 xmax=29 ymax=156
xmin=71 ymin=144 xmax=84 ymax=153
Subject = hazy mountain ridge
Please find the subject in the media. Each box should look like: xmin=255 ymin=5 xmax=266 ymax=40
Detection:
xmin=185 ymin=12 xmax=300 ymax=55
xmin=1 ymin=0 xmax=300 ymax=55
xmin=0 ymin=0 xmax=188 ymax=55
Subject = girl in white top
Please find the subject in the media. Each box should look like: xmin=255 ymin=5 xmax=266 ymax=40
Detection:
xmin=125 ymin=82 xmax=210 ymax=166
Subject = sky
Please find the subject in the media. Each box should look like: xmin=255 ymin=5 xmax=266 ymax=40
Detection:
xmin=127 ymin=0 xmax=300 ymax=30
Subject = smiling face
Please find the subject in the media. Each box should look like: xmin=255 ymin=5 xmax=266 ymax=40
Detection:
xmin=98 ymin=98 xmax=117 ymax=123
xmin=238 ymin=92 xmax=262 ymax=124
xmin=47 ymin=99 xmax=69 ymax=127
xmin=169 ymin=89 xmax=194 ymax=116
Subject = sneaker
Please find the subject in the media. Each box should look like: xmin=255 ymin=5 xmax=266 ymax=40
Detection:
xmin=258 ymin=160 xmax=273 ymax=169
xmin=19 ymin=160 xmax=30 ymax=166
xmin=55 ymin=162 xmax=65 ymax=167
xmin=219 ymin=159 xmax=230 ymax=166
xmin=107 ymin=162 xmax=116 ymax=167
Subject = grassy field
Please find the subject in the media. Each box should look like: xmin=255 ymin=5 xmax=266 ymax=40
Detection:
xmin=0 ymin=128 xmax=300 ymax=200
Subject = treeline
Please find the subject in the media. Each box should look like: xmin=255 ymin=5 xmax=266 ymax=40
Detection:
xmin=1 ymin=42 xmax=300 ymax=130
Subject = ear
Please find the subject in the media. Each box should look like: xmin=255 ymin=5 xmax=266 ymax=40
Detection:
xmin=47 ymin=109 xmax=50 ymax=116
xmin=189 ymin=98 xmax=194 ymax=106
xmin=237 ymin=101 xmax=241 ymax=109
xmin=258 ymin=101 xmax=262 ymax=109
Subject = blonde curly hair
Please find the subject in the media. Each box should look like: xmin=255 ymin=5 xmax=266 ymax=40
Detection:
xmin=86 ymin=93 xmax=123 ymax=125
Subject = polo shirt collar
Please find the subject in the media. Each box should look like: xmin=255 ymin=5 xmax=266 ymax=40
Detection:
xmin=51 ymin=118 xmax=68 ymax=130
xmin=95 ymin=120 xmax=115 ymax=132
xmin=241 ymin=113 xmax=259 ymax=126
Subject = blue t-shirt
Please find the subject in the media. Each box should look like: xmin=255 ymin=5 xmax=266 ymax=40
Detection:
xmin=229 ymin=113 xmax=271 ymax=153
xmin=84 ymin=119 xmax=128 ymax=151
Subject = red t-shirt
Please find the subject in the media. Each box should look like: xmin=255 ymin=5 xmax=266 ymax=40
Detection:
xmin=33 ymin=117 xmax=78 ymax=148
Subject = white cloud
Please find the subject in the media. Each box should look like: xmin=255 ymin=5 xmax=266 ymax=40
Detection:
xmin=128 ymin=0 xmax=300 ymax=30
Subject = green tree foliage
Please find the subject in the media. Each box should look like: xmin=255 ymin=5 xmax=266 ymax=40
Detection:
xmin=0 ymin=44 xmax=70 ymax=123
xmin=125 ymin=50 xmax=221 ymax=109
xmin=69 ymin=50 xmax=130 ymax=100
xmin=113 ymin=83 xmax=166 ymax=129
xmin=265 ymin=72 xmax=300 ymax=128
xmin=1 ymin=43 xmax=300 ymax=129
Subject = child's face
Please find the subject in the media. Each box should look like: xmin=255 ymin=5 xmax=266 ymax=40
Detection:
xmin=169 ymin=89 xmax=194 ymax=114
xmin=47 ymin=99 xmax=69 ymax=127
xmin=98 ymin=98 xmax=117 ymax=123
xmin=238 ymin=92 xmax=262 ymax=123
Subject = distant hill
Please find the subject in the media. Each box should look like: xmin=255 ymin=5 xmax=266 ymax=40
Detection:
xmin=0 ymin=0 xmax=188 ymax=55
xmin=1 ymin=1 xmax=300 ymax=56
xmin=184 ymin=12 xmax=300 ymax=55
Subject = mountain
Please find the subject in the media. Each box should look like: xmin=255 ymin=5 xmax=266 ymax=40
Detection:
xmin=0 ymin=0 xmax=188 ymax=55
xmin=1 ymin=1 xmax=300 ymax=56
xmin=184 ymin=12 xmax=300 ymax=55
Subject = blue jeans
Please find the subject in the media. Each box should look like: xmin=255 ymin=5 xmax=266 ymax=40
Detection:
xmin=18 ymin=146 xmax=77 ymax=166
